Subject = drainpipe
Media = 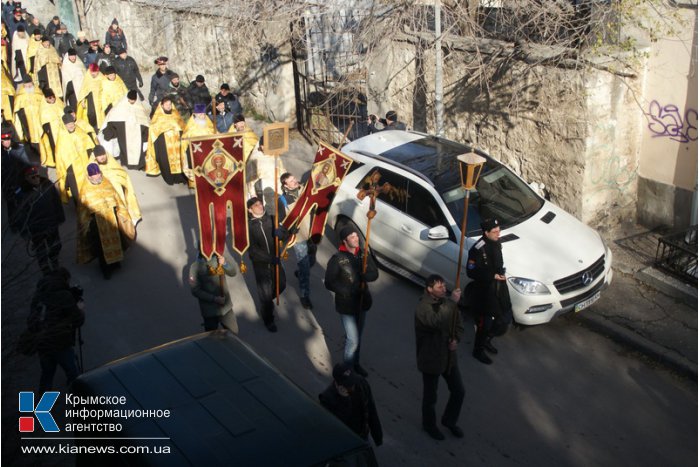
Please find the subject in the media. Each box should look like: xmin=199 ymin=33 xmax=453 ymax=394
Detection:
xmin=435 ymin=0 xmax=444 ymax=137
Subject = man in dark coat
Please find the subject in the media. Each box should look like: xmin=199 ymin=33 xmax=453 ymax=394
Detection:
xmin=319 ymin=362 xmax=383 ymax=447
xmin=215 ymin=83 xmax=242 ymax=116
xmin=247 ymin=197 xmax=286 ymax=332
xmin=189 ymin=252 xmax=239 ymax=333
xmin=74 ymin=31 xmax=90 ymax=64
xmin=166 ymin=73 xmax=190 ymax=120
xmin=83 ymin=39 xmax=101 ymax=67
xmin=466 ymin=217 xmax=511 ymax=365
xmin=324 ymin=225 xmax=378 ymax=377
xmin=45 ymin=16 xmax=60 ymax=39
xmin=148 ymin=55 xmax=176 ymax=107
xmin=187 ymin=74 xmax=210 ymax=108
xmin=367 ymin=110 xmax=407 ymax=134
xmin=415 ymin=274 xmax=464 ymax=440
xmin=1 ymin=124 xmax=30 ymax=227
xmin=113 ymin=48 xmax=142 ymax=97
xmin=96 ymin=43 xmax=114 ymax=74
xmin=6 ymin=7 xmax=26 ymax=40
xmin=14 ymin=166 xmax=65 ymax=274
xmin=104 ymin=18 xmax=127 ymax=51
xmin=27 ymin=267 xmax=84 ymax=392
xmin=53 ymin=23 xmax=75 ymax=57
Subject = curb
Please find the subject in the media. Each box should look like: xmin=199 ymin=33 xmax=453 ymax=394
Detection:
xmin=573 ymin=312 xmax=697 ymax=380
xmin=634 ymin=266 xmax=698 ymax=308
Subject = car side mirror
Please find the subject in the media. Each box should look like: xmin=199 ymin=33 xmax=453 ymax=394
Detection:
xmin=427 ymin=225 xmax=449 ymax=240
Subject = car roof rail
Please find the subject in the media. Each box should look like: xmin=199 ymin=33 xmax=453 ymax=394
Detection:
xmin=350 ymin=150 xmax=435 ymax=187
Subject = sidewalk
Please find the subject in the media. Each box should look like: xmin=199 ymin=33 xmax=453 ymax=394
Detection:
xmin=574 ymin=224 xmax=698 ymax=379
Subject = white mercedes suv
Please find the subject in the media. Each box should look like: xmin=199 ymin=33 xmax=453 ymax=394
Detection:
xmin=328 ymin=131 xmax=613 ymax=325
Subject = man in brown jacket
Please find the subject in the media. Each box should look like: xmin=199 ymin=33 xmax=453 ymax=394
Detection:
xmin=415 ymin=274 xmax=464 ymax=440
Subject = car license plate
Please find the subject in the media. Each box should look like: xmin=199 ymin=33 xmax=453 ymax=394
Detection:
xmin=574 ymin=291 xmax=601 ymax=313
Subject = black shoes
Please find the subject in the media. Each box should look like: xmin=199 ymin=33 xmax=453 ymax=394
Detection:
xmin=300 ymin=296 xmax=313 ymax=309
xmin=354 ymin=364 xmax=368 ymax=377
xmin=473 ymin=350 xmax=493 ymax=365
xmin=441 ymin=422 xmax=464 ymax=438
xmin=265 ymin=322 xmax=278 ymax=333
xmin=423 ymin=425 xmax=445 ymax=441
xmin=484 ymin=340 xmax=498 ymax=355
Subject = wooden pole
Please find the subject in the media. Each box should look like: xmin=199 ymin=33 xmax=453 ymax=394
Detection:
xmin=455 ymin=190 xmax=470 ymax=290
xmin=211 ymin=96 xmax=217 ymax=132
xmin=274 ymin=154 xmax=280 ymax=305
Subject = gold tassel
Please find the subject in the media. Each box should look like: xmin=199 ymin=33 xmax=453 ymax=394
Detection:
xmin=239 ymin=261 xmax=247 ymax=274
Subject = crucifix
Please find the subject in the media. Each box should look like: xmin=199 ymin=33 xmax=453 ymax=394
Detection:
xmin=356 ymin=169 xmax=392 ymax=275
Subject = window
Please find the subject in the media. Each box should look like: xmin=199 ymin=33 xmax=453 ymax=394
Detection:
xmin=406 ymin=181 xmax=449 ymax=230
xmin=355 ymin=168 xmax=408 ymax=213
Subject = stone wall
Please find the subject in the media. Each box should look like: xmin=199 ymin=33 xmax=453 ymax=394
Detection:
xmin=85 ymin=0 xmax=295 ymax=122
xmin=364 ymin=39 xmax=642 ymax=230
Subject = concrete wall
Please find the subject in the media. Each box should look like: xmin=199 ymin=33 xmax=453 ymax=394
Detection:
xmin=637 ymin=7 xmax=698 ymax=228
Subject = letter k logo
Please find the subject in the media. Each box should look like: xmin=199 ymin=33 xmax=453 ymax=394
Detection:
xmin=19 ymin=391 xmax=60 ymax=432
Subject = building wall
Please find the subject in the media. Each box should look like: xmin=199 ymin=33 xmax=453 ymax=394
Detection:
xmin=637 ymin=7 xmax=698 ymax=228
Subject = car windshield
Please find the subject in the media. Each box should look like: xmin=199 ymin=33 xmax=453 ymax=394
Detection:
xmin=441 ymin=164 xmax=544 ymax=236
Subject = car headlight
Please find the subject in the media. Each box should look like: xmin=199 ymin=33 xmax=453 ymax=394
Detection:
xmin=507 ymin=277 xmax=551 ymax=295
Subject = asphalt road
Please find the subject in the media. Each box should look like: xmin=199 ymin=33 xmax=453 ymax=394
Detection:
xmin=2 ymin=137 xmax=697 ymax=467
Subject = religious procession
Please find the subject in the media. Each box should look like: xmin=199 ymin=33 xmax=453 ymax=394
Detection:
xmin=2 ymin=3 xmax=481 ymax=465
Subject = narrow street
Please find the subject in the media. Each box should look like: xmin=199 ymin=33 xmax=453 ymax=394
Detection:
xmin=2 ymin=141 xmax=696 ymax=466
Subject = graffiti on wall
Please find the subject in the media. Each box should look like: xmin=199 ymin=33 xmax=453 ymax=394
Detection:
xmin=587 ymin=122 xmax=638 ymax=194
xmin=646 ymin=100 xmax=698 ymax=143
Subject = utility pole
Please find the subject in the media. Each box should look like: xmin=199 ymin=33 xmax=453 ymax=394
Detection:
xmin=435 ymin=0 xmax=444 ymax=137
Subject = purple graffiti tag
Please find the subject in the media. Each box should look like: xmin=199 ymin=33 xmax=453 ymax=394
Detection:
xmin=647 ymin=100 xmax=698 ymax=143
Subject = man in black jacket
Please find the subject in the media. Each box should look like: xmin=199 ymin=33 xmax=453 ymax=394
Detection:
xmin=319 ymin=362 xmax=383 ymax=447
xmin=14 ymin=166 xmax=65 ymax=274
xmin=247 ymin=197 xmax=286 ymax=332
xmin=187 ymin=75 xmax=210 ymax=108
xmin=466 ymin=217 xmax=511 ymax=365
xmin=324 ymin=225 xmax=378 ymax=377
xmin=28 ymin=267 xmax=85 ymax=392
xmin=215 ymin=83 xmax=242 ymax=116
xmin=113 ymin=48 xmax=143 ymax=97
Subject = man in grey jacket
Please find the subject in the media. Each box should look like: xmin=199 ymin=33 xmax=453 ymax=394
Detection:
xmin=415 ymin=274 xmax=464 ymax=441
xmin=189 ymin=252 xmax=239 ymax=333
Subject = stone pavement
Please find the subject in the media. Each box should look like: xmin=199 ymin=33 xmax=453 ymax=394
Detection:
xmin=572 ymin=224 xmax=697 ymax=379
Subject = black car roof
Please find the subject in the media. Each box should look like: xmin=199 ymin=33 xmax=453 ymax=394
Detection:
xmin=71 ymin=332 xmax=372 ymax=466
xmin=350 ymin=134 xmax=497 ymax=191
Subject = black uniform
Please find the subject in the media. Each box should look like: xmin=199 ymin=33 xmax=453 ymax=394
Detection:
xmin=248 ymin=213 xmax=286 ymax=328
xmin=319 ymin=377 xmax=383 ymax=446
xmin=466 ymin=235 xmax=512 ymax=356
xmin=1 ymin=142 xmax=30 ymax=226
xmin=148 ymin=69 xmax=176 ymax=106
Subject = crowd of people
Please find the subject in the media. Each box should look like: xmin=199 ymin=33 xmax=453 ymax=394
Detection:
xmin=3 ymin=1 xmax=511 ymax=447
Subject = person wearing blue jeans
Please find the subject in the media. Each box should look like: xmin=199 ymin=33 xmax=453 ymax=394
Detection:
xmin=279 ymin=172 xmax=317 ymax=309
xmin=324 ymin=225 xmax=378 ymax=377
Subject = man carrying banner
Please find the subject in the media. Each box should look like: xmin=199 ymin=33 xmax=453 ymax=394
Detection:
xmin=247 ymin=197 xmax=286 ymax=333
xmin=145 ymin=95 xmax=186 ymax=185
xmin=278 ymin=171 xmax=316 ymax=309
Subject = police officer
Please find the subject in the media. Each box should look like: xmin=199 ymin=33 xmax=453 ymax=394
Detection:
xmin=466 ymin=218 xmax=512 ymax=365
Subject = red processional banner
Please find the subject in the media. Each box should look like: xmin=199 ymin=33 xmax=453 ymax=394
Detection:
xmin=189 ymin=133 xmax=248 ymax=259
xmin=281 ymin=141 xmax=354 ymax=244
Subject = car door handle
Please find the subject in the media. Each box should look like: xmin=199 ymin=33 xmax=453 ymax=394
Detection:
xmin=401 ymin=225 xmax=412 ymax=234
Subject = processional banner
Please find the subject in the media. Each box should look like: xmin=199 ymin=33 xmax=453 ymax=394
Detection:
xmin=189 ymin=133 xmax=248 ymax=259
xmin=281 ymin=141 xmax=354 ymax=244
